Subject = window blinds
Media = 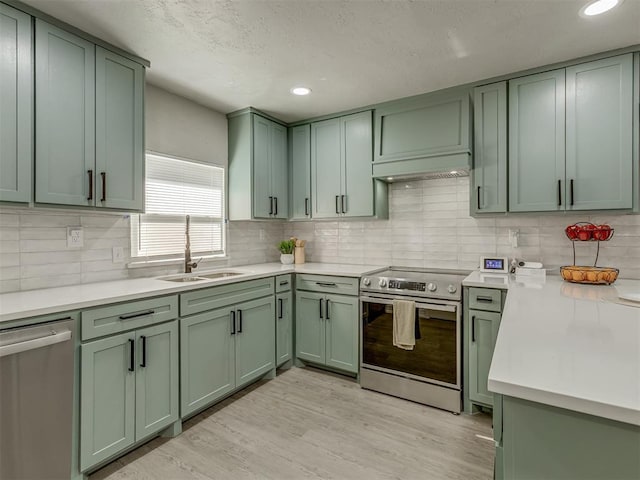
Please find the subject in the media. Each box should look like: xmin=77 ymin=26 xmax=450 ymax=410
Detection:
xmin=131 ymin=153 xmax=225 ymax=259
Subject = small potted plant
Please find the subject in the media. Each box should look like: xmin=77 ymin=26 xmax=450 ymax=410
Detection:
xmin=278 ymin=239 xmax=296 ymax=264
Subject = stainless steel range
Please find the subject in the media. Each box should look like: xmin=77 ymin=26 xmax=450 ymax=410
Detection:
xmin=359 ymin=267 xmax=468 ymax=413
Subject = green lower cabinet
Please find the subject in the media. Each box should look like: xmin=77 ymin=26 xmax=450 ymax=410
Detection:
xmin=180 ymin=306 xmax=236 ymax=417
xmin=324 ymin=294 xmax=358 ymax=373
xmin=295 ymin=290 xmax=358 ymax=374
xmin=468 ymin=309 xmax=501 ymax=407
xmin=80 ymin=320 xmax=179 ymax=472
xmin=234 ymin=296 xmax=276 ymax=388
xmin=295 ymin=291 xmax=326 ymax=364
xmin=276 ymin=291 xmax=293 ymax=366
xmin=180 ymin=295 xmax=275 ymax=418
xmin=498 ymin=396 xmax=640 ymax=479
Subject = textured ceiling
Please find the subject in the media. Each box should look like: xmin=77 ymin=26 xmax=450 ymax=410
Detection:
xmin=21 ymin=0 xmax=640 ymax=122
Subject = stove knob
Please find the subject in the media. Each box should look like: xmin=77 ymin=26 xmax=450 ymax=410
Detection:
xmin=379 ymin=279 xmax=387 ymax=288
xmin=427 ymin=283 xmax=437 ymax=292
xmin=447 ymin=284 xmax=457 ymax=294
xmin=362 ymin=278 xmax=371 ymax=287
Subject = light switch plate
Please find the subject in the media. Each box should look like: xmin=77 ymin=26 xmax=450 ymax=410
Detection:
xmin=112 ymin=246 xmax=124 ymax=263
xmin=67 ymin=226 xmax=83 ymax=248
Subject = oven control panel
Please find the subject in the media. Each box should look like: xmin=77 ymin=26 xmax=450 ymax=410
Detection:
xmin=388 ymin=280 xmax=426 ymax=291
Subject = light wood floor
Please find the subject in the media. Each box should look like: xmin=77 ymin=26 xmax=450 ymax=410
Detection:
xmin=90 ymin=367 xmax=494 ymax=480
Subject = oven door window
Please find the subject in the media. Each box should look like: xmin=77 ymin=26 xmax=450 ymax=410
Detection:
xmin=362 ymin=301 xmax=457 ymax=386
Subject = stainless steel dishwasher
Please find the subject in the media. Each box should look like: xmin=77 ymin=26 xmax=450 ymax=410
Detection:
xmin=0 ymin=317 xmax=75 ymax=479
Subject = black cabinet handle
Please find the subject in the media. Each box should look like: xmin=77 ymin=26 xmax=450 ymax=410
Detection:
xmin=119 ymin=309 xmax=155 ymax=320
xmin=335 ymin=195 xmax=340 ymax=214
xmin=557 ymin=180 xmax=562 ymax=206
xmin=477 ymin=186 xmax=481 ymax=210
xmin=341 ymin=195 xmax=346 ymax=214
xmin=237 ymin=309 xmax=243 ymax=333
xmin=128 ymin=338 xmax=135 ymax=372
xmin=269 ymin=196 xmax=273 ymax=215
xmin=305 ymin=197 xmax=309 ymax=216
xmin=319 ymin=298 xmax=323 ymax=319
xmin=326 ymin=299 xmax=331 ymax=320
xmin=471 ymin=316 xmax=476 ymax=343
xmin=87 ymin=170 xmax=93 ymax=201
xmin=230 ymin=310 xmax=236 ymax=335
xmin=274 ymin=197 xmax=278 ymax=216
xmin=140 ymin=335 xmax=147 ymax=367
xmin=476 ymin=296 xmax=493 ymax=303
xmin=100 ymin=172 xmax=106 ymax=202
xmin=278 ymin=298 xmax=283 ymax=319
xmin=316 ymin=282 xmax=337 ymax=287
xmin=570 ymin=179 xmax=574 ymax=206
xmin=279 ymin=280 xmax=289 ymax=286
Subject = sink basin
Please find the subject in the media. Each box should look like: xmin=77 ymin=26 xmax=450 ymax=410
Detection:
xmin=160 ymin=276 xmax=207 ymax=282
xmin=198 ymin=272 xmax=244 ymax=279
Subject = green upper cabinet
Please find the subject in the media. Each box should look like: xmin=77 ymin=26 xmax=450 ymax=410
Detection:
xmin=472 ymin=82 xmax=507 ymax=214
xmin=34 ymin=20 xmax=145 ymax=210
xmin=95 ymin=47 xmax=144 ymax=210
xmin=289 ymin=124 xmax=311 ymax=219
xmin=565 ymin=54 xmax=633 ymax=211
xmin=508 ymin=54 xmax=635 ymax=213
xmin=311 ymin=111 xmax=377 ymax=218
xmin=35 ymin=19 xmax=95 ymax=207
xmin=0 ymin=4 xmax=32 ymax=203
xmin=508 ymin=69 xmax=566 ymax=212
xmin=372 ymin=91 xmax=471 ymax=178
xmin=228 ymin=110 xmax=288 ymax=220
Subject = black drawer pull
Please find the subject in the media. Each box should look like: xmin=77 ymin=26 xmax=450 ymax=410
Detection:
xmin=471 ymin=316 xmax=476 ymax=343
xmin=279 ymin=280 xmax=289 ymax=286
xmin=237 ymin=309 xmax=243 ymax=333
xmin=230 ymin=310 xmax=236 ymax=335
xmin=316 ymin=282 xmax=337 ymax=287
xmin=140 ymin=335 xmax=147 ymax=367
xmin=119 ymin=309 xmax=155 ymax=320
xmin=476 ymin=296 xmax=494 ymax=303
xmin=278 ymin=298 xmax=283 ymax=319
xmin=128 ymin=338 xmax=135 ymax=372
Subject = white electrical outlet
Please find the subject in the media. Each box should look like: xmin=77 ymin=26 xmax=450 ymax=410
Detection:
xmin=67 ymin=226 xmax=84 ymax=248
xmin=259 ymin=229 xmax=265 ymax=241
xmin=509 ymin=229 xmax=520 ymax=248
xmin=112 ymin=246 xmax=124 ymax=263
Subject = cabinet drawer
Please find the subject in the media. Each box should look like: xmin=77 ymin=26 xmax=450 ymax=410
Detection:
xmin=275 ymin=274 xmax=292 ymax=293
xmin=180 ymin=277 xmax=274 ymax=317
xmin=81 ymin=295 xmax=178 ymax=341
xmin=469 ymin=288 xmax=502 ymax=312
xmin=296 ymin=274 xmax=358 ymax=296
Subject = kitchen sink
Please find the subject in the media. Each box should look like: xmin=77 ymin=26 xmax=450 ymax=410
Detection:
xmin=197 ymin=272 xmax=244 ymax=279
xmin=159 ymin=275 xmax=207 ymax=282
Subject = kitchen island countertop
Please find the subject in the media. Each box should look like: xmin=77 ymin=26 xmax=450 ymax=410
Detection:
xmin=0 ymin=262 xmax=385 ymax=324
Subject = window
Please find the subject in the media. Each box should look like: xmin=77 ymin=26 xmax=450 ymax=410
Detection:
xmin=131 ymin=153 xmax=225 ymax=261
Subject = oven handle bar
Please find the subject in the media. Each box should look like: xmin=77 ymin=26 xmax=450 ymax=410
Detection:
xmin=359 ymin=296 xmax=456 ymax=313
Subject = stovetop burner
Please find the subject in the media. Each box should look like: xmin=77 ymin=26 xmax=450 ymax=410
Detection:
xmin=360 ymin=267 xmax=469 ymax=301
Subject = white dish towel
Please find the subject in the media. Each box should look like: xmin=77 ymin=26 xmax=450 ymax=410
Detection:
xmin=393 ymin=299 xmax=416 ymax=350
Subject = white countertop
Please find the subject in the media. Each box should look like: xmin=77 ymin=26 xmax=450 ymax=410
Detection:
xmin=486 ymin=274 xmax=640 ymax=426
xmin=462 ymin=271 xmax=511 ymax=290
xmin=0 ymin=262 xmax=386 ymax=324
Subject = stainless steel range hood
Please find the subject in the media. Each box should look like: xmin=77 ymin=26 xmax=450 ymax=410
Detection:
xmin=372 ymin=152 xmax=471 ymax=182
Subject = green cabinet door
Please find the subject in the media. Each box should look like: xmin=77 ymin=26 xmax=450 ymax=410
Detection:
xmin=311 ymin=118 xmax=341 ymax=218
xmin=0 ymin=4 xmax=32 ymax=203
xmin=472 ymin=82 xmax=507 ymax=214
xmin=35 ymin=19 xmax=95 ymax=206
xmin=135 ymin=321 xmax=179 ymax=441
xmin=324 ymin=294 xmax=359 ymax=374
xmin=252 ymin=114 xmax=272 ymax=218
xmin=180 ymin=307 xmax=236 ymax=417
xmin=468 ymin=309 xmax=501 ymax=407
xmin=290 ymin=124 xmax=311 ymax=219
xmin=276 ymin=291 xmax=293 ymax=366
xmin=271 ymin=122 xmax=289 ymax=218
xmin=235 ymin=296 xmax=276 ymax=388
xmin=342 ymin=111 xmax=374 ymax=217
xmin=295 ymin=291 xmax=325 ymax=364
xmin=509 ymin=69 xmax=565 ymax=212
xmin=95 ymin=47 xmax=144 ymax=211
xmin=566 ymin=54 xmax=634 ymax=211
xmin=80 ymin=333 xmax=135 ymax=471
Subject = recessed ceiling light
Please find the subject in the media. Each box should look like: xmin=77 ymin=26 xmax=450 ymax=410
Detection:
xmin=581 ymin=0 xmax=622 ymax=16
xmin=291 ymin=86 xmax=311 ymax=96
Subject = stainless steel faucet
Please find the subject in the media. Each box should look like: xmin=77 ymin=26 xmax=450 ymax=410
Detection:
xmin=184 ymin=215 xmax=198 ymax=273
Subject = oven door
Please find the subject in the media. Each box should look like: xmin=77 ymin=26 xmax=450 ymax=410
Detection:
xmin=360 ymin=294 xmax=460 ymax=389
